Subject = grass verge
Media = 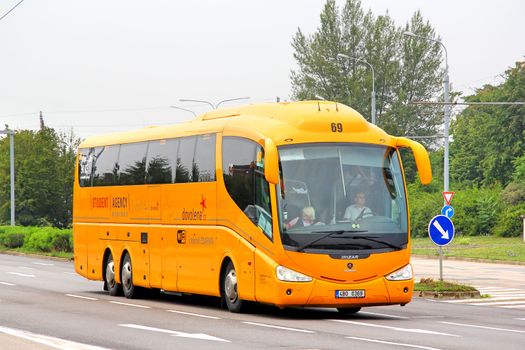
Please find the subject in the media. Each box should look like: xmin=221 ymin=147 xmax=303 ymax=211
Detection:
xmin=411 ymin=236 xmax=525 ymax=263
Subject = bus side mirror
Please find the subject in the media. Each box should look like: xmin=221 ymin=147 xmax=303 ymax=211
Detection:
xmin=264 ymin=138 xmax=279 ymax=185
xmin=396 ymin=137 xmax=432 ymax=185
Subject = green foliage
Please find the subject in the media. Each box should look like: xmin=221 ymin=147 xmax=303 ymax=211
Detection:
xmin=291 ymin=0 xmax=444 ymax=144
xmin=501 ymin=182 xmax=525 ymax=205
xmin=451 ymin=62 xmax=525 ymax=186
xmin=0 ymin=225 xmax=72 ymax=253
xmin=0 ymin=125 xmax=80 ymax=228
xmin=493 ymin=203 xmax=525 ymax=237
xmin=415 ymin=278 xmax=477 ymax=292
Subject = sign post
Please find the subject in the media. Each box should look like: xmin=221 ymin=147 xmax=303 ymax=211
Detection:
xmin=428 ymin=213 xmax=455 ymax=281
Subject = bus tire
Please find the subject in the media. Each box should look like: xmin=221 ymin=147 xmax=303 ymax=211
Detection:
xmin=222 ymin=261 xmax=244 ymax=313
xmin=121 ymin=253 xmax=136 ymax=298
xmin=105 ymin=253 xmax=120 ymax=296
xmin=337 ymin=307 xmax=361 ymax=315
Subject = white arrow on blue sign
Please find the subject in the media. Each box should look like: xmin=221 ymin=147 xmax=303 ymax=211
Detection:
xmin=441 ymin=205 xmax=454 ymax=218
xmin=428 ymin=215 xmax=455 ymax=246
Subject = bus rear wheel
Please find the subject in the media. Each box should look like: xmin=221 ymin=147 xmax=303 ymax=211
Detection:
xmin=121 ymin=253 xmax=136 ymax=298
xmin=222 ymin=261 xmax=244 ymax=313
xmin=105 ymin=253 xmax=120 ymax=296
xmin=337 ymin=307 xmax=361 ymax=315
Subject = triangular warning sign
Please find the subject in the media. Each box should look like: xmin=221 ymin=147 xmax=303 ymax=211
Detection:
xmin=442 ymin=191 xmax=454 ymax=206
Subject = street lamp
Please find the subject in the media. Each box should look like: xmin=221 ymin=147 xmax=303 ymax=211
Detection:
xmin=337 ymin=53 xmax=376 ymax=125
xmin=179 ymin=97 xmax=250 ymax=110
xmin=404 ymin=31 xmax=450 ymax=281
xmin=0 ymin=128 xmax=15 ymax=226
xmin=403 ymin=31 xmax=450 ymax=194
xmin=169 ymin=105 xmax=196 ymax=117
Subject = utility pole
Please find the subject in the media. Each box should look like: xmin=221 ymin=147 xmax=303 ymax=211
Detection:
xmin=0 ymin=128 xmax=15 ymax=226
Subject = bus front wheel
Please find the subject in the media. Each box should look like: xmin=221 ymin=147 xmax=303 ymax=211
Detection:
xmin=105 ymin=253 xmax=120 ymax=296
xmin=222 ymin=261 xmax=244 ymax=313
xmin=121 ymin=253 xmax=136 ymax=298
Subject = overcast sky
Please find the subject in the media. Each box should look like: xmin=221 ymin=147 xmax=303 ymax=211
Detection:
xmin=0 ymin=0 xmax=523 ymax=139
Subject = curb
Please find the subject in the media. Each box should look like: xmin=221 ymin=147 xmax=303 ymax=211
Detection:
xmin=416 ymin=290 xmax=481 ymax=299
xmin=0 ymin=250 xmax=72 ymax=262
xmin=411 ymin=254 xmax=525 ymax=266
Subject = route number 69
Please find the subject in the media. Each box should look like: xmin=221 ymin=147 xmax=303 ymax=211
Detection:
xmin=331 ymin=122 xmax=343 ymax=133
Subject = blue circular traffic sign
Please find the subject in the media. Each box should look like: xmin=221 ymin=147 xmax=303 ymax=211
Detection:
xmin=441 ymin=205 xmax=454 ymax=218
xmin=428 ymin=215 xmax=455 ymax=246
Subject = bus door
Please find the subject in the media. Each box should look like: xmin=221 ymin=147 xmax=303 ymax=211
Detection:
xmin=147 ymin=185 xmax=162 ymax=288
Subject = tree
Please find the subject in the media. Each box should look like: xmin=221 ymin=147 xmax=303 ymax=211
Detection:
xmin=0 ymin=125 xmax=79 ymax=227
xmin=290 ymin=0 xmax=445 ymax=144
xmin=451 ymin=62 xmax=525 ymax=186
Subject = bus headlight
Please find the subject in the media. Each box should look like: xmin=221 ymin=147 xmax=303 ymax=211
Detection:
xmin=276 ymin=266 xmax=312 ymax=282
xmin=385 ymin=264 xmax=413 ymax=281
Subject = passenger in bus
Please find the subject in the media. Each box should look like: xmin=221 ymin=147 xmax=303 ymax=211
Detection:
xmin=286 ymin=206 xmax=324 ymax=229
xmin=343 ymin=192 xmax=373 ymax=221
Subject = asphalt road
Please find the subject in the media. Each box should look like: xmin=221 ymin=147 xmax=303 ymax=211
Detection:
xmin=1 ymin=253 xmax=524 ymax=350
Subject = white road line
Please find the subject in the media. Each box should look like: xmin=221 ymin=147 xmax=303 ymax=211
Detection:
xmin=477 ymin=287 xmax=520 ymax=292
xmin=33 ymin=262 xmax=54 ymax=266
xmin=0 ymin=325 xmax=110 ymax=350
xmin=499 ymin=304 xmax=525 ymax=309
xmin=242 ymin=321 xmax=315 ymax=333
xmin=109 ymin=301 xmax=150 ymax=309
xmin=64 ymin=272 xmax=79 ymax=275
xmin=0 ymin=281 xmax=16 ymax=286
xmin=469 ymin=301 xmax=525 ymax=306
xmin=346 ymin=336 xmax=442 ymax=350
xmin=331 ymin=320 xmax=459 ymax=337
xmin=167 ymin=309 xmax=221 ymax=319
xmin=439 ymin=322 xmax=525 ymax=334
xmin=443 ymin=296 xmax=525 ymax=303
xmin=66 ymin=294 xmax=99 ymax=301
xmin=119 ymin=323 xmax=230 ymax=342
xmin=7 ymin=272 xmax=35 ymax=278
xmin=359 ymin=311 xmax=409 ymax=319
xmin=515 ymin=318 xmax=525 ymax=321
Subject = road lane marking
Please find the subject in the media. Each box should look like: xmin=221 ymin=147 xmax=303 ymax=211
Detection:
xmin=66 ymin=294 xmax=99 ymax=301
xmin=516 ymin=318 xmax=525 ymax=321
xmin=0 ymin=281 xmax=16 ymax=286
xmin=439 ymin=321 xmax=525 ymax=334
xmin=499 ymin=304 xmax=525 ymax=309
xmin=443 ymin=296 xmax=525 ymax=303
xmin=0 ymin=325 xmax=110 ymax=350
xmin=167 ymin=309 xmax=221 ymax=319
xmin=469 ymin=301 xmax=525 ymax=306
xmin=7 ymin=272 xmax=35 ymax=278
xmin=119 ymin=323 xmax=230 ymax=342
xmin=33 ymin=262 xmax=54 ymax=266
xmin=109 ymin=301 xmax=150 ymax=308
xmin=359 ymin=311 xmax=409 ymax=319
xmin=346 ymin=336 xmax=442 ymax=350
xmin=331 ymin=320 xmax=459 ymax=337
xmin=242 ymin=321 xmax=315 ymax=333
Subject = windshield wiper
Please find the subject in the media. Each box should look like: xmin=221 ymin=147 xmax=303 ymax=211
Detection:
xmin=349 ymin=235 xmax=403 ymax=250
xmin=296 ymin=230 xmax=367 ymax=252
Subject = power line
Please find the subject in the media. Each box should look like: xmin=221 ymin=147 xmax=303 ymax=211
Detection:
xmin=0 ymin=0 xmax=25 ymax=22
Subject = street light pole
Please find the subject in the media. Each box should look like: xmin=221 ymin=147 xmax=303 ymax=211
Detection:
xmin=179 ymin=97 xmax=250 ymax=110
xmin=0 ymin=129 xmax=15 ymax=226
xmin=336 ymin=53 xmax=376 ymax=125
xmin=403 ymin=31 xmax=450 ymax=194
xmin=404 ymin=31 xmax=450 ymax=281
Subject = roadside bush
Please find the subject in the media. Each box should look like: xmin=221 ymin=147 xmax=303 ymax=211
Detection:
xmin=0 ymin=226 xmax=73 ymax=253
xmin=493 ymin=203 xmax=525 ymax=237
xmin=1 ymin=233 xmax=25 ymax=248
xmin=407 ymin=183 xmax=441 ymax=237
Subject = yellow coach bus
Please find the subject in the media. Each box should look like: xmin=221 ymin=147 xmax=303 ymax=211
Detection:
xmin=73 ymin=101 xmax=431 ymax=314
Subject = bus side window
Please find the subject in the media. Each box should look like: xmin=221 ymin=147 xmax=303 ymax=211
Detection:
xmin=92 ymin=145 xmax=120 ymax=186
xmin=146 ymin=139 xmax=179 ymax=184
xmin=222 ymin=137 xmax=272 ymax=239
xmin=78 ymin=148 xmax=94 ymax=187
xmin=118 ymin=142 xmax=148 ymax=185
xmin=194 ymin=134 xmax=216 ymax=182
xmin=176 ymin=136 xmax=196 ymax=183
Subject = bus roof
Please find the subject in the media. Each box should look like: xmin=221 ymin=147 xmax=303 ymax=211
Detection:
xmin=78 ymin=100 xmax=392 ymax=148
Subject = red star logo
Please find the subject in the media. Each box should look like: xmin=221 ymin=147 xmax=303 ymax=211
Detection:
xmin=200 ymin=194 xmax=207 ymax=210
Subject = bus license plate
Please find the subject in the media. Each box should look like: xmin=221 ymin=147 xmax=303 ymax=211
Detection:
xmin=335 ymin=289 xmax=365 ymax=298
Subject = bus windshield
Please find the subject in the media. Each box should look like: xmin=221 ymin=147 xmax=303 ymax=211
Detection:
xmin=278 ymin=143 xmax=408 ymax=253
